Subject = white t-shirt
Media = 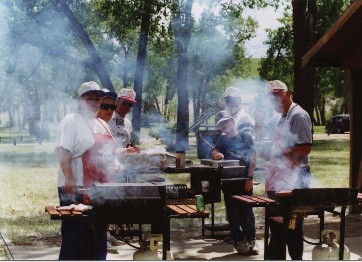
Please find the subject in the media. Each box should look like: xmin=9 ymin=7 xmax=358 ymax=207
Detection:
xmin=109 ymin=112 xmax=132 ymax=148
xmin=56 ymin=112 xmax=111 ymax=187
xmin=216 ymin=109 xmax=255 ymax=135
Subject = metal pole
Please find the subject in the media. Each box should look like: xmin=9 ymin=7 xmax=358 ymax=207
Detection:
xmin=0 ymin=232 xmax=14 ymax=260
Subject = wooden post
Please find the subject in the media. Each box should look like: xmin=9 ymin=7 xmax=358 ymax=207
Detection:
xmin=349 ymin=70 xmax=362 ymax=213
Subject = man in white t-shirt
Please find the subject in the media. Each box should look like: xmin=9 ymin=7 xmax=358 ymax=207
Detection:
xmin=215 ymin=87 xmax=255 ymax=135
xmin=56 ymin=81 xmax=117 ymax=260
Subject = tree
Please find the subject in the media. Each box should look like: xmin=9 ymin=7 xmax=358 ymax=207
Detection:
xmin=56 ymin=0 xmax=115 ymax=92
xmin=189 ymin=2 xmax=258 ymax=121
xmin=258 ymin=14 xmax=294 ymax=86
xmin=171 ymin=0 xmax=194 ymax=150
xmin=292 ymin=0 xmax=316 ymax=119
xmin=259 ymin=0 xmax=350 ymax=125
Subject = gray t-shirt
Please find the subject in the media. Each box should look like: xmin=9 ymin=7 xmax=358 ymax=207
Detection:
xmin=272 ymin=102 xmax=312 ymax=165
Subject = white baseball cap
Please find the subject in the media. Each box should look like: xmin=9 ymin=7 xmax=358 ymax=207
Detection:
xmin=78 ymin=81 xmax=102 ymax=97
xmin=118 ymin=88 xmax=137 ymax=103
xmin=216 ymin=116 xmax=234 ymax=126
xmin=224 ymin=87 xmax=242 ymax=98
xmin=265 ymin=80 xmax=288 ymax=93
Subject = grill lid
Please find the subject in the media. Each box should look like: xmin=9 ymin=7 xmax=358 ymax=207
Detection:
xmin=89 ymin=182 xmax=164 ymax=202
xmin=275 ymin=188 xmax=359 ymax=208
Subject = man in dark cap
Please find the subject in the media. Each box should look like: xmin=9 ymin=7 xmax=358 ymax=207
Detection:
xmin=212 ymin=116 xmax=257 ymax=255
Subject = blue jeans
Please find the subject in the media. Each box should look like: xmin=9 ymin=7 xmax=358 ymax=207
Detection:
xmin=224 ymin=191 xmax=256 ymax=243
xmin=58 ymin=187 xmax=107 ymax=260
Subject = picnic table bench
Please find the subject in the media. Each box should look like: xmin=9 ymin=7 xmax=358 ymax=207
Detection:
xmin=162 ymin=204 xmax=210 ymax=259
xmin=46 ymin=204 xmax=209 ymax=260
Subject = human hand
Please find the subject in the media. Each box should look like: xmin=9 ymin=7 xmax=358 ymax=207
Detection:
xmin=132 ymin=145 xmax=141 ymax=153
xmin=214 ymin=153 xmax=224 ymax=160
xmin=64 ymin=176 xmax=75 ymax=195
xmin=125 ymin=145 xmax=141 ymax=154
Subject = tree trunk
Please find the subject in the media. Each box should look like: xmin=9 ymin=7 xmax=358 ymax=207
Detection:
xmin=132 ymin=0 xmax=152 ymax=145
xmin=8 ymin=108 xmax=15 ymax=128
xmin=321 ymin=96 xmax=326 ymax=125
xmin=292 ymin=0 xmax=316 ymax=118
xmin=315 ymin=107 xmax=321 ymax=126
xmin=173 ymin=0 xmax=194 ymax=151
xmin=122 ymin=44 xmax=130 ymax=89
xmin=57 ymin=0 xmax=115 ymax=92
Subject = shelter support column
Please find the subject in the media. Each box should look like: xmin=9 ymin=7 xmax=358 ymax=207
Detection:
xmin=349 ymin=69 xmax=362 ymax=213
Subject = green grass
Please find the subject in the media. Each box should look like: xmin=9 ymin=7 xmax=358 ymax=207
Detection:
xmin=310 ymin=140 xmax=349 ymax=187
xmin=0 ymin=142 xmax=60 ymax=244
xmin=313 ymin=125 xmax=325 ymax=134
xmin=0 ymin=132 xmax=350 ymax=245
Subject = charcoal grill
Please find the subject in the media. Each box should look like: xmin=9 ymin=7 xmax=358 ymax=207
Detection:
xmin=89 ymin=182 xmax=166 ymax=224
xmin=272 ymin=188 xmax=359 ymax=213
xmin=165 ymin=184 xmax=196 ymax=205
xmin=265 ymin=188 xmax=359 ymax=260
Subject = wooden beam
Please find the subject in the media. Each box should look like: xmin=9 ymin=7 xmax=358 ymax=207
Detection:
xmin=302 ymin=0 xmax=362 ymax=68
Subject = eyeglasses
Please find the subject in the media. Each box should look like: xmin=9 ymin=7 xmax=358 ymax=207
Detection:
xmin=122 ymin=102 xmax=133 ymax=108
xmin=224 ymin=97 xmax=241 ymax=104
xmin=100 ymin=103 xmax=117 ymax=110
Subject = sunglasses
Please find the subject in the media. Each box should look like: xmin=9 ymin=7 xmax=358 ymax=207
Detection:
xmin=100 ymin=103 xmax=117 ymax=110
xmin=271 ymin=90 xmax=285 ymax=97
xmin=122 ymin=102 xmax=133 ymax=108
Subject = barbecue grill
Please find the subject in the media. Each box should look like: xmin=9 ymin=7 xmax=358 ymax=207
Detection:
xmin=272 ymin=188 xmax=359 ymax=213
xmin=265 ymin=188 xmax=359 ymax=260
xmin=89 ymin=182 xmax=167 ymax=224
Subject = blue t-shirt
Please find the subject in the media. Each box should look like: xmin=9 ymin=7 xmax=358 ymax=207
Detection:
xmin=215 ymin=132 xmax=255 ymax=175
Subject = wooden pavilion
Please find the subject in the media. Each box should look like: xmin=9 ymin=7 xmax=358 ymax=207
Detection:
xmin=302 ymin=0 xmax=362 ymax=206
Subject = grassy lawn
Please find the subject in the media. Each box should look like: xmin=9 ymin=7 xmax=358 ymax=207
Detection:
xmin=0 ymin=127 xmax=350 ymax=245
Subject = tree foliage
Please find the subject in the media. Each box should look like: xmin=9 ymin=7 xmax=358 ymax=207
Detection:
xmin=1 ymin=0 xmax=281 ymax=143
xmin=258 ymin=0 xmax=351 ymax=125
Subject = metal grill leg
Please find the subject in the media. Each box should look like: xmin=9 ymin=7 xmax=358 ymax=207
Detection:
xmin=339 ymin=206 xmax=347 ymax=260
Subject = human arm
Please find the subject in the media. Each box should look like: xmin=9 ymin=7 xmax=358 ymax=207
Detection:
xmin=283 ymin=144 xmax=312 ymax=168
xmin=57 ymin=147 xmax=76 ymax=195
xmin=285 ymin=110 xmax=312 ymax=167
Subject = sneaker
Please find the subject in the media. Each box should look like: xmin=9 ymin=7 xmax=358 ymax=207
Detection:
xmin=234 ymin=240 xmax=259 ymax=256
xmin=234 ymin=240 xmax=249 ymax=255
xmin=247 ymin=240 xmax=259 ymax=255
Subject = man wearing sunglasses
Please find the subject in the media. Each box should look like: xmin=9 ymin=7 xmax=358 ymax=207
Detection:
xmin=109 ymin=88 xmax=140 ymax=153
xmin=97 ymin=89 xmax=117 ymax=123
xmin=215 ymin=87 xmax=255 ymax=135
